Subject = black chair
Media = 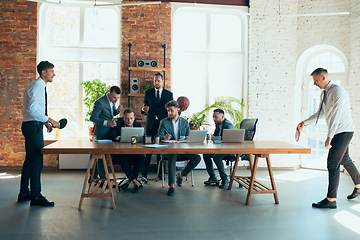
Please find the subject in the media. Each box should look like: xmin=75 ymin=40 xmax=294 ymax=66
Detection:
xmin=223 ymin=118 xmax=258 ymax=186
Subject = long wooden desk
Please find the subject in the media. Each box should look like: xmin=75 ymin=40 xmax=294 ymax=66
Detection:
xmin=42 ymin=140 xmax=310 ymax=208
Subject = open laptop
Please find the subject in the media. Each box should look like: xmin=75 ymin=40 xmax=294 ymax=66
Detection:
xmin=186 ymin=130 xmax=208 ymax=143
xmin=222 ymin=129 xmax=245 ymax=143
xmin=120 ymin=127 xmax=144 ymax=143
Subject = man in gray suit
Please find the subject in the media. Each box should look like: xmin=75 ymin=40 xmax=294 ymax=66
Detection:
xmin=158 ymin=100 xmax=201 ymax=196
xmin=90 ymin=85 xmax=123 ymax=179
xmin=203 ymin=109 xmax=235 ymax=189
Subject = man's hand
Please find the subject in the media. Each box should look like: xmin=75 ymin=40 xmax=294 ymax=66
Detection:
xmin=107 ymin=120 xmax=117 ymax=128
xmin=117 ymin=104 xmax=123 ymax=112
xmin=141 ymin=103 xmax=149 ymax=113
xmin=44 ymin=122 xmax=53 ymax=133
xmin=297 ymin=122 xmax=305 ymax=131
xmin=325 ymin=137 xmax=332 ymax=149
xmin=48 ymin=118 xmax=60 ymax=129
xmin=164 ymin=134 xmax=172 ymax=140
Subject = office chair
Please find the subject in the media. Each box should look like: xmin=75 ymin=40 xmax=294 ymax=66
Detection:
xmin=156 ymin=156 xmax=194 ymax=188
xmin=223 ymin=118 xmax=258 ymax=187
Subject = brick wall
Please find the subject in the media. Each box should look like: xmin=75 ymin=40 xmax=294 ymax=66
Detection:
xmin=349 ymin=0 xmax=360 ymax=169
xmin=120 ymin=1 xmax=172 ymax=119
xmin=0 ymin=1 xmax=39 ymax=167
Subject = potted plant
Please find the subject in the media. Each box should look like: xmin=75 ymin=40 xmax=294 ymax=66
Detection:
xmin=81 ymin=79 xmax=110 ymax=137
xmin=187 ymin=96 xmax=245 ymax=130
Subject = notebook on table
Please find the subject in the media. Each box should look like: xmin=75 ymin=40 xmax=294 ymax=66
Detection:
xmin=120 ymin=127 xmax=144 ymax=143
xmin=222 ymin=129 xmax=245 ymax=143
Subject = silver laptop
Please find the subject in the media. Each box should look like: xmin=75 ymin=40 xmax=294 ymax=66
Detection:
xmin=186 ymin=130 xmax=208 ymax=143
xmin=222 ymin=129 xmax=245 ymax=143
xmin=120 ymin=127 xmax=144 ymax=143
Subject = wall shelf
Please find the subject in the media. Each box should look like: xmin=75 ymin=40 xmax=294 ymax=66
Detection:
xmin=128 ymin=67 xmax=168 ymax=72
xmin=128 ymin=93 xmax=145 ymax=97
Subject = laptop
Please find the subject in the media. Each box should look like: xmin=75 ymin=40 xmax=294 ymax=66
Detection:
xmin=120 ymin=127 xmax=144 ymax=143
xmin=186 ymin=130 xmax=208 ymax=143
xmin=222 ymin=129 xmax=245 ymax=143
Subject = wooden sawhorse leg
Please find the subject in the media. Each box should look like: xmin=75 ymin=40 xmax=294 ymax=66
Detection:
xmin=78 ymin=154 xmax=117 ymax=210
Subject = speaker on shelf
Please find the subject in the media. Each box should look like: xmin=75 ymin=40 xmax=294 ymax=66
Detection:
xmin=137 ymin=60 xmax=157 ymax=68
xmin=131 ymin=78 xmax=139 ymax=94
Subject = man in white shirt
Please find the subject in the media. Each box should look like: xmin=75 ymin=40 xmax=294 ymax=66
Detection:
xmin=158 ymin=100 xmax=201 ymax=196
xmin=297 ymin=68 xmax=360 ymax=209
xmin=18 ymin=61 xmax=60 ymax=206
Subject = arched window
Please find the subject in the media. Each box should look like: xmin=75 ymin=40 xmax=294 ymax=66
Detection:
xmin=39 ymin=3 xmax=120 ymax=138
xmin=297 ymin=45 xmax=347 ymax=169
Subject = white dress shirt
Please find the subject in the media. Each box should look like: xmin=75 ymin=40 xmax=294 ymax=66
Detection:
xmin=172 ymin=118 xmax=179 ymax=140
xmin=23 ymin=77 xmax=49 ymax=123
xmin=303 ymin=81 xmax=354 ymax=138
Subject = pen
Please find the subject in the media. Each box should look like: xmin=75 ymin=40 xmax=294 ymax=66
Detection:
xmin=164 ymin=129 xmax=170 ymax=135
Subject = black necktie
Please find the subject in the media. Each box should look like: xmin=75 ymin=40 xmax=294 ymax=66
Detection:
xmin=156 ymin=90 xmax=160 ymax=104
xmin=315 ymin=90 xmax=326 ymax=125
xmin=45 ymin=86 xmax=48 ymax=116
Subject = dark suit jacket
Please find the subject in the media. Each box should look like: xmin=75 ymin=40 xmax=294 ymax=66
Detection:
xmin=214 ymin=118 xmax=235 ymax=137
xmin=143 ymin=88 xmax=173 ymax=135
xmin=107 ymin=118 xmax=142 ymax=141
xmin=158 ymin=117 xmax=189 ymax=140
xmin=90 ymin=93 xmax=120 ymax=140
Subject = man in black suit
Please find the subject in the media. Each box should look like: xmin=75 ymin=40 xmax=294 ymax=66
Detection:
xmin=107 ymin=108 xmax=145 ymax=193
xmin=90 ymin=85 xmax=123 ymax=179
xmin=141 ymin=72 xmax=173 ymax=178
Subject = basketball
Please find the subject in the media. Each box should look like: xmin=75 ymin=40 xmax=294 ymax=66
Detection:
xmin=177 ymin=96 xmax=190 ymax=110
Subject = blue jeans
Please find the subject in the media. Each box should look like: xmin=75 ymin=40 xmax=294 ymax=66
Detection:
xmin=20 ymin=121 xmax=44 ymax=199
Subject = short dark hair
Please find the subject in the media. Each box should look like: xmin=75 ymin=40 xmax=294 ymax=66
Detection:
xmin=165 ymin=100 xmax=179 ymax=109
xmin=213 ymin=108 xmax=225 ymax=115
xmin=37 ymin=61 xmax=54 ymax=75
xmin=311 ymin=68 xmax=328 ymax=76
xmin=110 ymin=86 xmax=121 ymax=94
xmin=123 ymin=108 xmax=135 ymax=115
xmin=154 ymin=72 xmax=164 ymax=80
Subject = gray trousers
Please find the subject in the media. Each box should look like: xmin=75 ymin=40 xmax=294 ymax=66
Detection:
xmin=165 ymin=154 xmax=201 ymax=186
xmin=203 ymin=154 xmax=229 ymax=181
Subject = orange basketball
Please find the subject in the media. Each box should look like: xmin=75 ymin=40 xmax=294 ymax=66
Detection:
xmin=177 ymin=96 xmax=190 ymax=110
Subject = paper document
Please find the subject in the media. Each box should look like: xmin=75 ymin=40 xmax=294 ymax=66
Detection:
xmin=162 ymin=140 xmax=186 ymax=143
xmin=94 ymin=140 xmax=112 ymax=143
xmin=142 ymin=144 xmax=169 ymax=148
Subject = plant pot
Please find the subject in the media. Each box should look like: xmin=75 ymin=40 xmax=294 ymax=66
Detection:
xmin=190 ymin=127 xmax=200 ymax=130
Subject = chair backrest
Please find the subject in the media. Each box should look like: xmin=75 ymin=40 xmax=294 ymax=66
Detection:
xmin=239 ymin=118 xmax=258 ymax=141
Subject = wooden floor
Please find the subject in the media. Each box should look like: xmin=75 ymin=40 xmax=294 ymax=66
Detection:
xmin=0 ymin=167 xmax=359 ymax=240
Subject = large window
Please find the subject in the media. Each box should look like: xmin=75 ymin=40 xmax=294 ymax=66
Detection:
xmin=300 ymin=49 xmax=347 ymax=170
xmin=172 ymin=5 xmax=248 ymax=131
xmin=39 ymin=4 xmax=120 ymax=138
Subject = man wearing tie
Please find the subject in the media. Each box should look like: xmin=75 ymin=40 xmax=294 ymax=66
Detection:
xmin=141 ymin=72 xmax=173 ymax=179
xmin=297 ymin=67 xmax=360 ymax=209
xmin=18 ymin=61 xmax=60 ymax=206
xmin=90 ymin=85 xmax=123 ymax=180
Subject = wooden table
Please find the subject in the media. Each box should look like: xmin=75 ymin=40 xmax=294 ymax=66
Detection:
xmin=42 ymin=140 xmax=310 ymax=208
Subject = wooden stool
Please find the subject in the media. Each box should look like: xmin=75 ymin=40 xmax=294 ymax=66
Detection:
xmin=78 ymin=154 xmax=119 ymax=210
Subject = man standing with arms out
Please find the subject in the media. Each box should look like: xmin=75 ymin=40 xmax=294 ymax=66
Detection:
xmin=203 ymin=109 xmax=235 ymax=189
xmin=297 ymin=67 xmax=360 ymax=209
xmin=158 ymin=100 xmax=201 ymax=196
xmin=107 ymin=108 xmax=145 ymax=193
xmin=18 ymin=61 xmax=60 ymax=206
xmin=90 ymin=85 xmax=122 ymax=180
xmin=141 ymin=72 xmax=173 ymax=179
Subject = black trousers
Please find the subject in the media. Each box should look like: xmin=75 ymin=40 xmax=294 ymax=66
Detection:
xmin=113 ymin=154 xmax=145 ymax=182
xmin=20 ymin=121 xmax=44 ymax=199
xmin=327 ymin=132 xmax=360 ymax=198
xmin=142 ymin=119 xmax=160 ymax=177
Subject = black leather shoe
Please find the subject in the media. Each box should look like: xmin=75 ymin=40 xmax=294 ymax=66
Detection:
xmin=312 ymin=198 xmax=337 ymax=209
xmin=167 ymin=187 xmax=175 ymax=196
xmin=30 ymin=195 xmax=54 ymax=207
xmin=347 ymin=187 xmax=360 ymax=200
xmin=219 ymin=178 xmax=229 ymax=189
xmin=120 ymin=182 xmax=130 ymax=191
xmin=176 ymin=174 xmax=183 ymax=187
xmin=132 ymin=185 xmax=141 ymax=193
xmin=204 ymin=177 xmax=218 ymax=185
xmin=18 ymin=192 xmax=31 ymax=202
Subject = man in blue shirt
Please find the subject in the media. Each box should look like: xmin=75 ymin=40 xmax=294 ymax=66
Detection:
xmin=18 ymin=61 xmax=60 ymax=206
xmin=297 ymin=67 xmax=360 ymax=209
